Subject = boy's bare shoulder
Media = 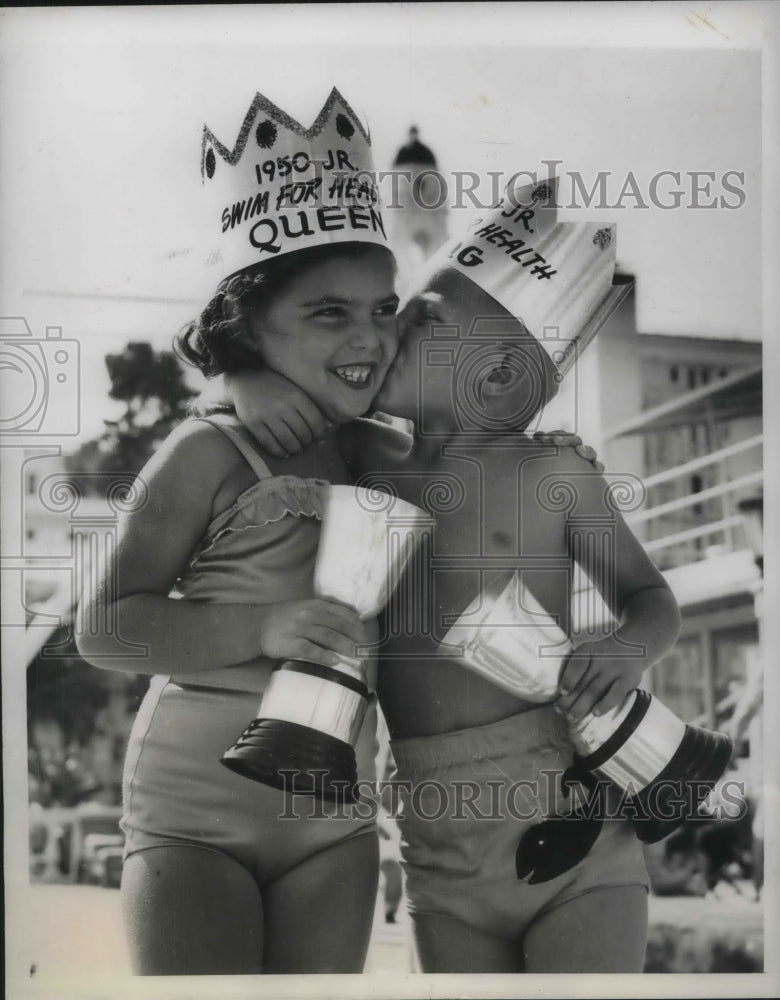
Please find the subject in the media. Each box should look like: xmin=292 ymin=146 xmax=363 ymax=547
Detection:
xmin=482 ymin=434 xmax=598 ymax=473
xmin=521 ymin=440 xmax=611 ymax=516
xmin=482 ymin=436 xmax=608 ymax=513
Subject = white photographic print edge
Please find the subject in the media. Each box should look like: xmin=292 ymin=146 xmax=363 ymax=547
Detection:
xmin=2 ymin=3 xmax=779 ymax=999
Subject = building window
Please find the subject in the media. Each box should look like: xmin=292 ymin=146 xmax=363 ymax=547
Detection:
xmin=691 ymin=473 xmax=703 ymax=515
xmin=711 ymin=624 xmax=758 ymax=728
xmin=651 ymin=635 xmax=707 ymax=723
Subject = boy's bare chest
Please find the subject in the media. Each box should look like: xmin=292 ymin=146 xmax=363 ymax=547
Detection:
xmin=377 ymin=444 xmax=572 ymax=639
xmin=376 ymin=445 xmax=568 ymax=560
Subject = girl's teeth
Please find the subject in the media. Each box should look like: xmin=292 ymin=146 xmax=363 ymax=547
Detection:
xmin=334 ymin=365 xmax=372 ymax=384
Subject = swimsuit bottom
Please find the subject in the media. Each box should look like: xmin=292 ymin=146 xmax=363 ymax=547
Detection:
xmin=391 ymin=705 xmax=649 ymax=940
xmin=122 ymin=676 xmax=377 ymax=886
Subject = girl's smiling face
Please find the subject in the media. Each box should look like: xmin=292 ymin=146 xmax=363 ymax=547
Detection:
xmin=250 ymin=248 xmax=399 ymax=424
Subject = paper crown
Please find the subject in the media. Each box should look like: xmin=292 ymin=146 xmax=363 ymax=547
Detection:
xmin=199 ymin=88 xmax=390 ymax=282
xmin=419 ymin=177 xmax=632 ymax=375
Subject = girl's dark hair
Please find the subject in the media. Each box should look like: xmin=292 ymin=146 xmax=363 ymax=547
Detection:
xmin=175 ymin=242 xmax=395 ymax=378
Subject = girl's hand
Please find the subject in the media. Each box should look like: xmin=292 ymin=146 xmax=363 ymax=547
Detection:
xmin=532 ymin=429 xmax=605 ymax=473
xmin=256 ymin=598 xmax=368 ymax=667
xmin=556 ymin=637 xmax=646 ymax=723
xmin=227 ymin=370 xmax=330 ymax=458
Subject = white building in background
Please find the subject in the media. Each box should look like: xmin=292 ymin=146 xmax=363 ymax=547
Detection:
xmin=558 ymin=281 xmax=763 ymax=741
xmin=385 ymin=126 xmax=450 ymax=287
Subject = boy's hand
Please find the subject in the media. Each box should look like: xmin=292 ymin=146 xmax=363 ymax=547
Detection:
xmin=556 ymin=637 xmax=645 ymax=723
xmin=256 ymin=598 xmax=367 ymax=668
xmin=227 ymin=370 xmax=331 ymax=458
xmin=532 ymin=429 xmax=605 ymax=474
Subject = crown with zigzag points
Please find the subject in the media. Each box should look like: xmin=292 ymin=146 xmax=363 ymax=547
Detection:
xmin=416 ymin=176 xmax=632 ymax=377
xmin=198 ymin=87 xmax=389 ymax=282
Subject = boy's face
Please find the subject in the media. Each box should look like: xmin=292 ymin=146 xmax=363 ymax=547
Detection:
xmin=372 ymin=279 xmax=450 ymax=421
xmin=374 ymin=268 xmax=557 ymax=431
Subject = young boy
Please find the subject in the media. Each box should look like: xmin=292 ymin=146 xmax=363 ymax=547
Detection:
xmin=228 ymin=182 xmax=681 ymax=972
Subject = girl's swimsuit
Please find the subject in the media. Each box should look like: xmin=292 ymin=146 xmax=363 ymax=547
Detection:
xmin=121 ymin=416 xmax=377 ymax=886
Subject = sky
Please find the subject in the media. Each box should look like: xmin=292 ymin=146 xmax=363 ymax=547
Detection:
xmin=0 ymin=3 xmax=771 ymax=445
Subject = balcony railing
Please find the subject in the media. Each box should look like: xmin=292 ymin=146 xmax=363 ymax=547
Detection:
xmin=623 ymin=434 xmax=763 ymax=569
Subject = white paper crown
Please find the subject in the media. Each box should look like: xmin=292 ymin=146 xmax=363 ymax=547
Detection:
xmin=419 ymin=177 xmax=632 ymax=375
xmin=199 ymin=88 xmax=390 ymax=281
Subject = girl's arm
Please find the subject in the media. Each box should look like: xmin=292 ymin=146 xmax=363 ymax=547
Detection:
xmin=228 ymin=370 xmax=606 ymax=472
xmin=555 ymin=451 xmax=682 ymax=723
xmin=75 ymin=420 xmax=365 ymax=675
xmin=226 ymin=369 xmax=331 ymax=457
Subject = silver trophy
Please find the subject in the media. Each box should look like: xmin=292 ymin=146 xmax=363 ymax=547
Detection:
xmin=222 ymin=485 xmax=432 ymax=802
xmin=441 ymin=573 xmax=732 ymax=842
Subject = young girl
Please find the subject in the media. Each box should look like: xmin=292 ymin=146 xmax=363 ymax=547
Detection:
xmin=76 ymin=239 xmax=400 ymax=974
xmin=73 ymin=81 xmax=422 ymax=973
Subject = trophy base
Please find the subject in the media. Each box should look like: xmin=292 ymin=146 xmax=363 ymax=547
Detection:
xmin=221 ymin=718 xmax=361 ymax=804
xmin=626 ymin=723 xmax=733 ymax=844
xmin=573 ymin=691 xmax=733 ymax=843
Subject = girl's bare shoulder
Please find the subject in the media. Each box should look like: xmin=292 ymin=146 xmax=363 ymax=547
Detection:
xmin=143 ymin=416 xmax=246 ymax=499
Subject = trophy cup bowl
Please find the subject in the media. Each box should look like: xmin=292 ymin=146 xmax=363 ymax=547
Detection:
xmin=441 ymin=573 xmax=733 ymax=843
xmin=221 ymin=485 xmax=432 ymax=803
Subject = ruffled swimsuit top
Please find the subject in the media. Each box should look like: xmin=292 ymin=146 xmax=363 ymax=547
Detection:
xmin=169 ymin=416 xmax=377 ymax=698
